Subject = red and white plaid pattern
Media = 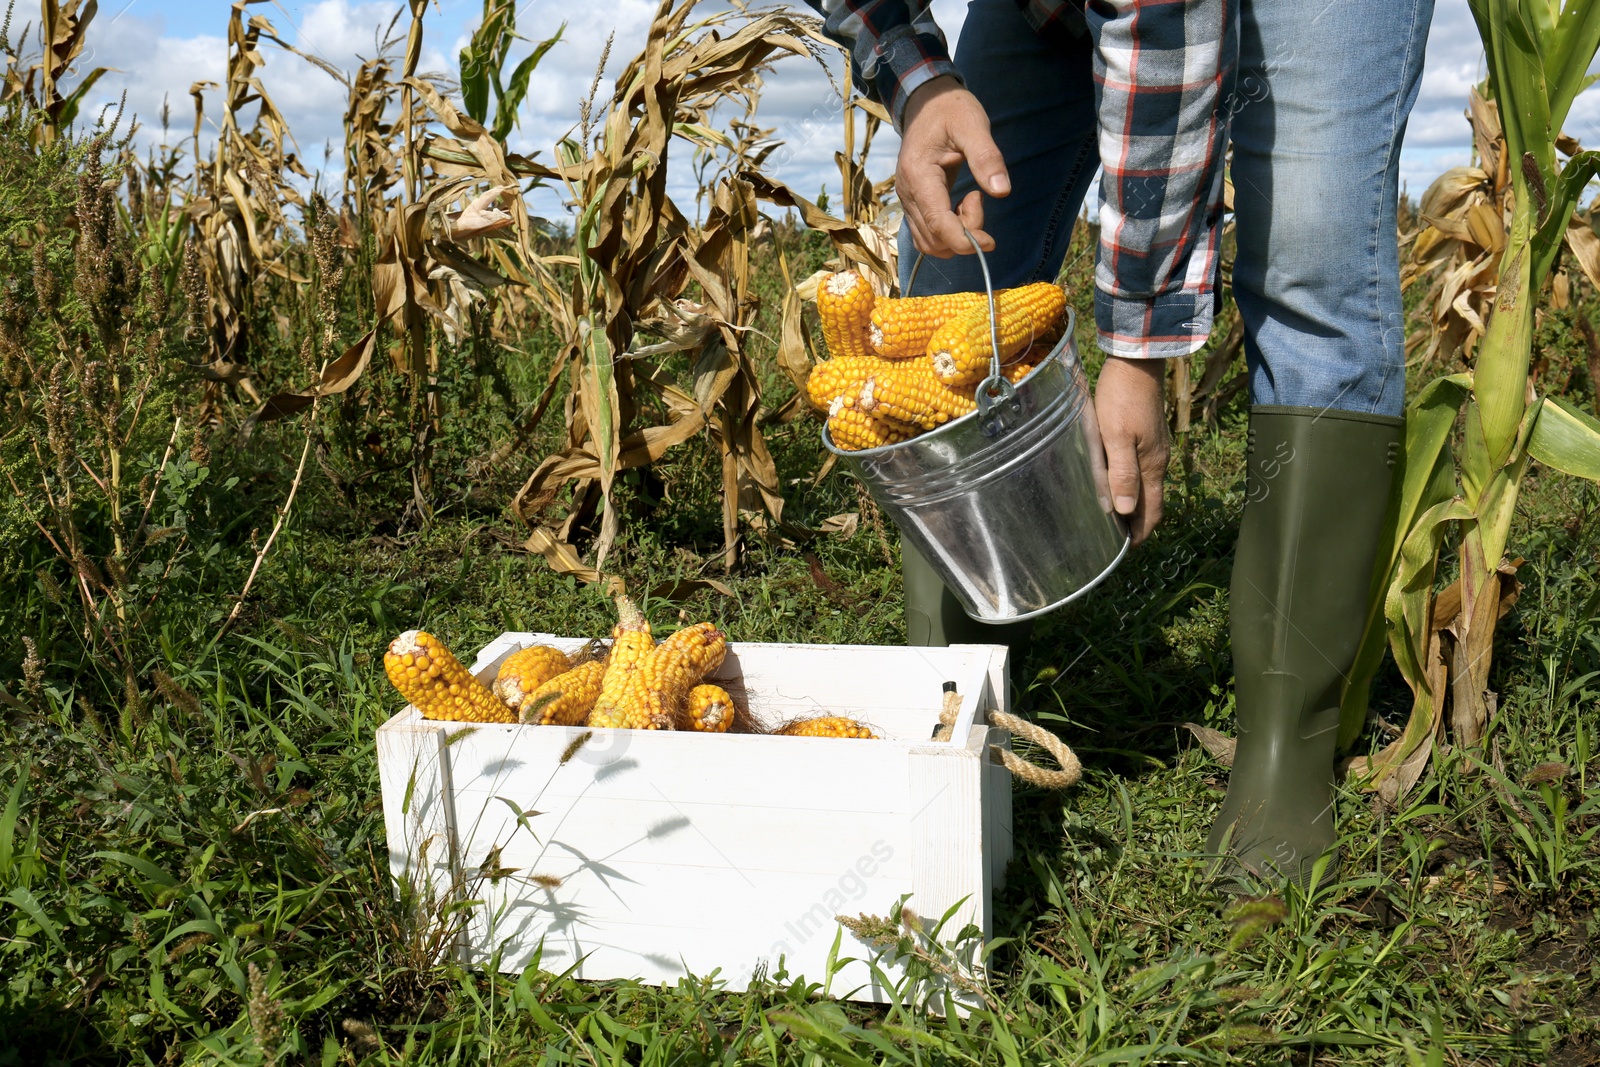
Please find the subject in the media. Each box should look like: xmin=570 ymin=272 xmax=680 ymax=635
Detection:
xmin=805 ymin=0 xmax=1235 ymax=358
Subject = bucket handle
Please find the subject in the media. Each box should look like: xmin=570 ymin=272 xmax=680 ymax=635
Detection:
xmin=904 ymin=229 xmax=1023 ymax=439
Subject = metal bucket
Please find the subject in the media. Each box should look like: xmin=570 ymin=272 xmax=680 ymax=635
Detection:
xmin=822 ymin=251 xmax=1129 ymax=622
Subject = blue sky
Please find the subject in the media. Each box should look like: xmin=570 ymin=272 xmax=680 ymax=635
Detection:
xmin=54 ymin=0 xmax=1599 ymax=216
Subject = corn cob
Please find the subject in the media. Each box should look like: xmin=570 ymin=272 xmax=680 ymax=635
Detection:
xmin=1002 ymin=360 xmax=1037 ymax=384
xmin=776 ymin=716 xmax=878 ymax=739
xmin=655 ymin=622 xmax=729 ymax=679
xmin=683 ymin=683 xmax=735 ymax=733
xmin=516 ymin=659 xmax=607 ymax=725
xmin=806 ymin=355 xmax=888 ymax=412
xmin=857 ymin=361 xmax=977 ymax=430
xmin=588 ymin=596 xmax=655 ymax=729
xmin=868 ymin=292 xmax=985 ymax=359
xmin=638 ymin=623 xmax=728 ymax=729
xmin=385 ymin=631 xmax=514 ymax=724
xmin=816 ymin=271 xmax=875 ymax=360
xmin=492 ymin=644 xmax=573 ymax=708
xmin=826 ymin=404 xmax=917 ymax=451
xmin=928 ymin=282 xmax=1066 ymax=386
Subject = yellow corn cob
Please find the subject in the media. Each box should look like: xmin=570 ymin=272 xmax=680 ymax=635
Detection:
xmin=928 ymin=282 xmax=1066 ymax=386
xmin=516 ymin=660 xmax=607 ymax=725
xmin=806 ymin=355 xmax=889 ymax=412
xmin=683 ymin=683 xmax=735 ymax=733
xmin=588 ymin=622 xmax=729 ymax=731
xmin=385 ymin=631 xmax=514 ymax=724
xmin=492 ymin=644 xmax=573 ymax=708
xmin=588 ymin=596 xmax=655 ymax=729
xmin=655 ymin=622 xmax=729 ymax=680
xmin=816 ymin=271 xmax=875 ymax=360
xmin=1002 ymin=361 xmax=1037 ymax=384
xmin=826 ymin=404 xmax=917 ymax=451
xmin=637 ymin=623 xmax=729 ymax=729
xmin=776 ymin=716 xmax=878 ymax=739
xmin=868 ymin=292 xmax=985 ymax=359
xmin=857 ymin=361 xmax=977 ymax=430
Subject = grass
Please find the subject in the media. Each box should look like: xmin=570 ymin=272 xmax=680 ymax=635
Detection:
xmin=4 ymin=316 xmax=1599 ymax=1063
xmin=2 ymin=2 xmax=1599 ymax=1059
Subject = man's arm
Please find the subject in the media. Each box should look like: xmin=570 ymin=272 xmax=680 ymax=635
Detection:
xmin=802 ymin=0 xmax=962 ymax=129
xmin=804 ymin=2 xmax=1011 ymax=257
xmin=1087 ymin=0 xmax=1236 ymax=543
xmin=1088 ymin=0 xmax=1235 ymax=360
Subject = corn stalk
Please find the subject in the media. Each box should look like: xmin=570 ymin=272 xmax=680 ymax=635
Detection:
xmin=185 ymin=1 xmax=312 ymax=414
xmin=1404 ymin=87 xmax=1600 ymax=367
xmin=506 ymin=0 xmax=835 ymax=575
xmin=458 ymin=0 xmax=563 ymax=144
xmin=1340 ymin=0 xmax=1600 ymax=800
xmin=0 ymin=0 xmax=108 ymax=143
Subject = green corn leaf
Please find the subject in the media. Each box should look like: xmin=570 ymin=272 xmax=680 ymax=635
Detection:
xmin=1460 ymin=401 xmax=1494 ymax=506
xmin=1529 ymin=395 xmax=1600 ymax=481
xmin=1547 ymin=1 xmax=1600 ymax=133
xmin=459 ymin=42 xmax=491 ymax=124
xmin=1339 ymin=375 xmax=1469 ymax=748
xmin=1534 ymin=151 xmax=1600 ymax=281
xmin=460 ymin=0 xmax=515 ymax=125
xmin=1476 ymin=457 xmax=1529 ymax=570
xmin=1390 ymin=497 xmax=1471 ymax=681
xmin=55 ymin=67 xmax=109 ymax=129
xmin=1361 ymin=496 xmax=1474 ymax=785
xmin=1475 ymin=401 xmax=1540 ymax=567
xmin=494 ymin=26 xmax=564 ymax=142
xmin=1473 ymin=238 xmax=1534 ymax=469
xmin=1470 ymin=0 xmax=1548 ymax=176
xmin=581 ymin=316 xmax=618 ymax=486
xmin=1395 ymin=375 xmax=1472 ymax=538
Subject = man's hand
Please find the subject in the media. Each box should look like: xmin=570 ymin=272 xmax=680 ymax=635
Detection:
xmin=1094 ymin=357 xmax=1171 ymax=545
xmin=897 ymin=76 xmax=1010 ymax=258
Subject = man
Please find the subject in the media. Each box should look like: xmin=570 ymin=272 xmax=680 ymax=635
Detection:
xmin=805 ymin=0 xmax=1432 ymax=885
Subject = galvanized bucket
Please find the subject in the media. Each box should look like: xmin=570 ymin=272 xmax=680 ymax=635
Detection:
xmin=823 ymin=243 xmax=1129 ymax=622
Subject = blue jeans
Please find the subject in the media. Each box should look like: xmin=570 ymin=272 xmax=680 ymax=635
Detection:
xmin=897 ymin=0 xmax=1433 ymax=418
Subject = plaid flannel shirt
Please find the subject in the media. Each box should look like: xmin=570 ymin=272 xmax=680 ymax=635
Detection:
xmin=804 ymin=0 xmax=1235 ymax=358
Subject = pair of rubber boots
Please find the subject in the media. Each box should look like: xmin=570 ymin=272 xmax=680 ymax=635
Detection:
xmin=904 ymin=406 xmax=1402 ymax=889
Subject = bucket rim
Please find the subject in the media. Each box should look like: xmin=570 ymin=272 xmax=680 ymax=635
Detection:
xmin=959 ymin=531 xmax=1130 ymax=623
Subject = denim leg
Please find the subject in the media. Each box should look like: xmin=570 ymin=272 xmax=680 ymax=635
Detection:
xmin=897 ymin=0 xmax=1099 ymax=295
xmin=1229 ymin=0 xmax=1433 ymax=417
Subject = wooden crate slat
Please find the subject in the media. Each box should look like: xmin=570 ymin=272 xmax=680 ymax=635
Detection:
xmin=445 ymin=795 xmax=916 ymax=879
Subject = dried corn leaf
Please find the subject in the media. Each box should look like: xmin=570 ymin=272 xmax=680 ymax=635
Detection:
xmin=745 ymin=172 xmax=894 ymax=288
xmin=1183 ymin=723 xmax=1235 ymax=767
xmin=1567 ymin=215 xmax=1600 ymax=288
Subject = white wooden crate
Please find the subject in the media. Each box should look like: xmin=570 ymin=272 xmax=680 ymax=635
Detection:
xmin=376 ymin=634 xmax=1014 ymax=1005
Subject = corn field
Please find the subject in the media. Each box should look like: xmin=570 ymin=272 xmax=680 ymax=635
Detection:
xmin=0 ymin=0 xmax=921 ymax=668
xmin=3 ymin=0 xmax=1600 ymax=1061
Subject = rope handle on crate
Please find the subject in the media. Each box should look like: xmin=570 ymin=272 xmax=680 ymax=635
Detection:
xmin=904 ymin=228 xmax=1021 ymax=438
xmin=934 ymin=687 xmax=1082 ymax=790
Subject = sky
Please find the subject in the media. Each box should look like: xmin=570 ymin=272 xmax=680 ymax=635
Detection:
xmin=39 ymin=0 xmax=1600 ymax=221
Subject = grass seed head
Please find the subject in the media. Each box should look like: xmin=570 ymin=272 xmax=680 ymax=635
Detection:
xmin=21 ymin=637 xmax=43 ymax=697
xmin=247 ymin=962 xmax=283 ymax=1061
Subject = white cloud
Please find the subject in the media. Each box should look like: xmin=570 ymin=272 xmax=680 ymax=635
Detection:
xmin=84 ymin=1 xmax=450 ymax=182
xmin=60 ymin=0 xmax=1597 ymax=223
xmin=1405 ymin=0 xmax=1485 ymax=151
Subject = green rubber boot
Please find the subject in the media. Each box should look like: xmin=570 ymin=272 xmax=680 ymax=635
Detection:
xmin=903 ymin=541 xmax=1035 ymax=654
xmin=1206 ymin=405 xmax=1402 ymax=889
